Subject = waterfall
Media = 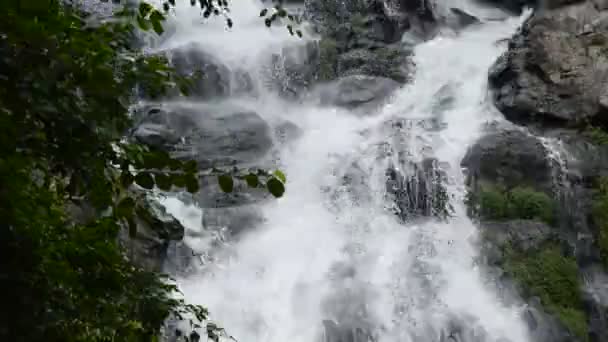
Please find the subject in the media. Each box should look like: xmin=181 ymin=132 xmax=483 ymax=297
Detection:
xmin=154 ymin=1 xmax=534 ymax=341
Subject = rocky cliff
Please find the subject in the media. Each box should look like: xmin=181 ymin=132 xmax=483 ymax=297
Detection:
xmin=472 ymin=0 xmax=608 ymax=340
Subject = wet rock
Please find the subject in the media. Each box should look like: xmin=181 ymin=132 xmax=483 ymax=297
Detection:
xmin=274 ymin=120 xmax=303 ymax=144
xmin=581 ymin=265 xmax=608 ymax=342
xmin=318 ymin=75 xmax=400 ymax=109
xmin=336 ymin=47 xmax=411 ymax=82
xmin=164 ymin=240 xmax=196 ymax=276
xmin=321 ymin=319 xmax=374 ymax=342
xmin=133 ymin=104 xmax=273 ymax=169
xmin=447 ymin=8 xmax=481 ymax=29
xmin=481 ymin=220 xmax=554 ymax=259
xmin=201 ymin=205 xmax=264 ymax=238
xmin=386 ymin=158 xmax=451 ymax=221
xmin=169 ymin=45 xmax=232 ymax=100
xmin=461 ymin=130 xmax=552 ymax=191
xmin=118 ymin=194 xmax=186 ymax=272
xmin=305 ymin=0 xmax=411 ymax=43
xmin=489 ymin=1 xmax=608 ymax=127
xmin=197 ymin=175 xmax=270 ymax=209
xmin=521 ymin=304 xmax=575 ymax=342
xmin=268 ymin=40 xmax=322 ymax=97
xmin=476 ymin=0 xmax=537 ymax=13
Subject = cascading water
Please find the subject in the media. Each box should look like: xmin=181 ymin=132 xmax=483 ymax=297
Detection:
xmin=156 ymin=1 xmax=534 ymax=341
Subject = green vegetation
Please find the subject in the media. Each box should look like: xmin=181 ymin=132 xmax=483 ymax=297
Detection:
xmin=584 ymin=125 xmax=608 ymax=145
xmin=469 ymin=185 xmax=555 ymax=224
xmin=0 ymin=1 xmax=290 ymax=341
xmin=592 ymin=177 xmax=608 ymax=267
xmin=318 ymin=38 xmax=339 ymax=81
xmin=504 ymin=244 xmax=588 ymax=341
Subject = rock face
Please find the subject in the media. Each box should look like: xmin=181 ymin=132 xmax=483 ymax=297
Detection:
xmin=489 ymin=0 xmax=608 ymax=127
xmin=303 ymin=0 xmax=415 ymax=86
xmin=67 ymin=193 xmax=191 ymax=273
xmin=118 ymin=197 xmax=187 ymax=272
xmin=462 ymin=130 xmax=553 ymax=191
xmin=132 ymin=104 xmax=274 ymax=169
xmin=385 ymin=158 xmax=451 ymax=221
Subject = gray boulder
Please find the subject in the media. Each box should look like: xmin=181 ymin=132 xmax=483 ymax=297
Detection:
xmin=489 ymin=1 xmax=608 ymax=127
xmin=318 ymin=75 xmax=401 ymax=109
xmin=133 ymin=104 xmax=273 ymax=169
xmin=461 ymin=130 xmax=553 ymax=191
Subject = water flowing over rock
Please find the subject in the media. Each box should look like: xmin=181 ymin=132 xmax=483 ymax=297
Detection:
xmin=385 ymin=158 xmax=451 ymax=221
xmin=149 ymin=2 xmax=567 ymax=342
xmin=318 ymin=75 xmax=401 ymax=109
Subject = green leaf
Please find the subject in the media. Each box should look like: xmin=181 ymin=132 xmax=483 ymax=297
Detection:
xmin=137 ymin=15 xmax=151 ymax=31
xmin=154 ymin=173 xmax=172 ymax=191
xmin=267 ymin=177 xmax=285 ymax=198
xmin=116 ymin=197 xmax=136 ymax=218
xmin=135 ymin=172 xmax=154 ymax=189
xmin=143 ymin=151 xmax=170 ymax=169
xmin=244 ymin=173 xmax=259 ymax=188
xmin=139 ymin=2 xmax=154 ymax=17
xmin=169 ymin=158 xmax=182 ymax=171
xmin=273 ymin=170 xmax=286 ymax=184
xmin=170 ymin=173 xmax=187 ymax=188
xmin=150 ymin=10 xmax=166 ymax=35
xmin=185 ymin=174 xmax=199 ymax=193
xmin=183 ymin=160 xmax=198 ymax=174
xmin=259 ymin=8 xmax=268 ymax=17
xmin=152 ymin=19 xmax=164 ymax=35
xmin=218 ymin=174 xmax=234 ymax=193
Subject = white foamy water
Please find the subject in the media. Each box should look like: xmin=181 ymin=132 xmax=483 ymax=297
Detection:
xmin=158 ymin=2 xmax=533 ymax=342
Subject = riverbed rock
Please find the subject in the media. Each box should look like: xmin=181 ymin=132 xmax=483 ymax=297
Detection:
xmin=133 ymin=104 xmax=273 ymax=169
xmin=489 ymin=0 xmax=608 ymax=127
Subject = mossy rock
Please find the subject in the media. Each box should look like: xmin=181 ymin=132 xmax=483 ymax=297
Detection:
xmin=503 ymin=243 xmax=588 ymax=341
xmin=592 ymin=177 xmax=608 ymax=267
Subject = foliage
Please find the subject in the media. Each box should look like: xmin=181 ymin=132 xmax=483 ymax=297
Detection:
xmin=152 ymin=0 xmax=303 ymax=36
xmin=0 ymin=0 xmax=287 ymax=341
xmin=592 ymin=177 xmax=608 ymax=268
xmin=318 ymin=38 xmax=339 ymax=81
xmin=584 ymin=125 xmax=608 ymax=145
xmin=504 ymin=244 xmax=588 ymax=341
xmin=470 ymin=185 xmax=555 ymax=224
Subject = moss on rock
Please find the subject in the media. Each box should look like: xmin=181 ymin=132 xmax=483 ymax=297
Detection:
xmin=504 ymin=243 xmax=588 ymax=341
xmin=469 ymin=184 xmax=555 ymax=225
xmin=592 ymin=177 xmax=608 ymax=268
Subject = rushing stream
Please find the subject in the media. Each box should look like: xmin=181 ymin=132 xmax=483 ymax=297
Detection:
xmin=156 ymin=1 xmax=534 ymax=341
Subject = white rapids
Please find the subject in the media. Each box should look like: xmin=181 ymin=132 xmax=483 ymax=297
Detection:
xmin=157 ymin=1 xmax=534 ymax=342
